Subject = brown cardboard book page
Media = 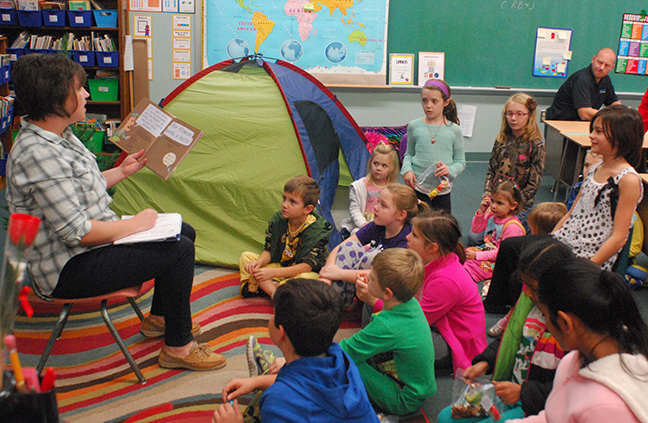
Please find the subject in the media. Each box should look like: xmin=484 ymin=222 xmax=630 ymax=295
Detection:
xmin=108 ymin=98 xmax=203 ymax=180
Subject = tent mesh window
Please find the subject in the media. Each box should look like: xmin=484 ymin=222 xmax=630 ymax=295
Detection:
xmin=294 ymin=100 xmax=341 ymax=174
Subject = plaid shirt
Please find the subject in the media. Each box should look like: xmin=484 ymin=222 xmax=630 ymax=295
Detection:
xmin=6 ymin=118 xmax=118 ymax=294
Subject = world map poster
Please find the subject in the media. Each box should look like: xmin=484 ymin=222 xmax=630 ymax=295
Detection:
xmin=202 ymin=0 xmax=390 ymax=86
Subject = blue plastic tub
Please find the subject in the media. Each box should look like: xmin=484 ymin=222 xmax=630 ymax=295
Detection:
xmin=96 ymin=51 xmax=119 ymax=67
xmin=6 ymin=48 xmax=24 ymax=61
xmin=92 ymin=10 xmax=117 ymax=27
xmin=67 ymin=10 xmax=92 ymax=27
xmin=0 ymin=65 xmax=10 ymax=84
xmin=17 ymin=9 xmax=43 ymax=27
xmin=0 ymin=9 xmax=17 ymax=25
xmin=43 ymin=9 xmax=66 ymax=26
xmin=72 ymin=50 xmax=96 ymax=67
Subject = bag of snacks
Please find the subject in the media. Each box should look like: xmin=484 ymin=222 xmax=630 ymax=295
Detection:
xmin=450 ymin=372 xmax=505 ymax=421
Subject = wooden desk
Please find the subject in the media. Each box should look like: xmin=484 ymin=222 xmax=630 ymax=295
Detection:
xmin=545 ymin=120 xmax=648 ymax=201
xmin=544 ymin=120 xmax=590 ymax=201
xmin=637 ymin=174 xmax=648 ymax=255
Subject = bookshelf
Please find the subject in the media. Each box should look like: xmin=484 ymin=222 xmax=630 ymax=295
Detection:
xmin=0 ymin=35 xmax=10 ymax=155
xmin=0 ymin=0 xmax=131 ymax=127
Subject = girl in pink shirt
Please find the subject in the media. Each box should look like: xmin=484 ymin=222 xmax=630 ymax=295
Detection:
xmin=465 ymin=180 xmax=525 ymax=284
xmin=406 ymin=210 xmax=487 ymax=374
xmin=509 ymin=258 xmax=648 ymax=423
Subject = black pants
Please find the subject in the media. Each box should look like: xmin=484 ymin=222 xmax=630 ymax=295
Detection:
xmin=52 ymin=223 xmax=196 ymax=347
xmin=416 ymin=190 xmax=452 ymax=214
xmin=482 ymin=234 xmax=550 ymax=314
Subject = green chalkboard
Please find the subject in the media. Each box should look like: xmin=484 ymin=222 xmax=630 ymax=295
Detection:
xmin=388 ymin=1 xmax=647 ymax=93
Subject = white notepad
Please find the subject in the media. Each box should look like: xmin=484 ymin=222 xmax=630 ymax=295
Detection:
xmin=114 ymin=213 xmax=182 ymax=244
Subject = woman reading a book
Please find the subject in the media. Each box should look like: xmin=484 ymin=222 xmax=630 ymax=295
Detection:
xmin=6 ymin=54 xmax=226 ymax=371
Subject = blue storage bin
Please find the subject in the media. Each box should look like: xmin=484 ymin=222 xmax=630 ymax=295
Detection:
xmin=0 ymin=9 xmax=17 ymax=25
xmin=67 ymin=10 xmax=92 ymax=27
xmin=92 ymin=10 xmax=117 ymax=27
xmin=17 ymin=9 xmax=43 ymax=27
xmin=96 ymin=51 xmax=119 ymax=67
xmin=72 ymin=50 xmax=95 ymax=66
xmin=7 ymin=48 xmax=24 ymax=61
xmin=0 ymin=109 xmax=13 ymax=135
xmin=0 ymin=65 xmax=10 ymax=84
xmin=43 ymin=9 xmax=66 ymax=26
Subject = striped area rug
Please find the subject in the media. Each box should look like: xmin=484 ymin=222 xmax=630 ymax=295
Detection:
xmin=13 ymin=269 xmax=362 ymax=422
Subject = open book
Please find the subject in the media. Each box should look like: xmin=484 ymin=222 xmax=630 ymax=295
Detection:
xmin=109 ymin=99 xmax=203 ymax=180
xmin=114 ymin=213 xmax=182 ymax=244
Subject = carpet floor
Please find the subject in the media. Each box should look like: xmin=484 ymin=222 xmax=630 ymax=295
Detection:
xmin=13 ymin=269 xmax=363 ymax=422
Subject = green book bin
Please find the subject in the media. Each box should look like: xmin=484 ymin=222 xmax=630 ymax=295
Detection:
xmin=88 ymin=79 xmax=119 ymax=101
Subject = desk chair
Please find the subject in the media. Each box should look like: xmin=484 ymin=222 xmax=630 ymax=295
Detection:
xmin=31 ymin=280 xmax=147 ymax=384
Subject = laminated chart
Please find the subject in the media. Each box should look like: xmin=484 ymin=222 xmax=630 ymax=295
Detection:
xmin=617 ymin=13 xmax=648 ymax=76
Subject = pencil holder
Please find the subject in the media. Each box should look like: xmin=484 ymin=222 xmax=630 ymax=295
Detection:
xmin=0 ymin=371 xmax=59 ymax=423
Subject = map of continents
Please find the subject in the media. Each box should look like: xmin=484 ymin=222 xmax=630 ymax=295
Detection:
xmin=205 ymin=0 xmax=389 ymax=79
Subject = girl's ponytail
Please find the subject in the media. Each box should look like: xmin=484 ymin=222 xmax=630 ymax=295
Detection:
xmin=386 ymin=184 xmax=425 ymax=224
xmin=444 ymin=98 xmax=460 ymax=126
xmin=599 ymin=270 xmax=648 ymax=359
xmin=411 ymin=210 xmax=464 ymax=262
xmin=538 ymin=258 xmax=648 ymax=367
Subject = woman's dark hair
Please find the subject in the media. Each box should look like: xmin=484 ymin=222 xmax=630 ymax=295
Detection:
xmin=519 ymin=237 xmax=573 ymax=281
xmin=411 ymin=210 xmax=466 ymax=263
xmin=538 ymin=257 xmax=648 ymax=362
xmin=12 ymin=53 xmax=86 ymax=121
xmin=590 ymin=105 xmax=644 ymax=171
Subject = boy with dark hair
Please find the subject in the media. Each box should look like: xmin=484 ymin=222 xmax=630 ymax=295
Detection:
xmin=340 ymin=248 xmax=437 ymax=416
xmin=240 ymin=175 xmax=333 ymax=298
xmin=212 ymin=279 xmax=379 ymax=423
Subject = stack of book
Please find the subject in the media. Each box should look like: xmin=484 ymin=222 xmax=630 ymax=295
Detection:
xmin=1 ymin=96 xmax=14 ymax=117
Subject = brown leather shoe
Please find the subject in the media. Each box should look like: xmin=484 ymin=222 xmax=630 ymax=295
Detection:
xmin=158 ymin=343 xmax=227 ymax=371
xmin=140 ymin=316 xmax=201 ymax=338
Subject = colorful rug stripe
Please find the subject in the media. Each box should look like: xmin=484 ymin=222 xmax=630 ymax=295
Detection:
xmin=12 ymin=270 xmax=361 ymax=422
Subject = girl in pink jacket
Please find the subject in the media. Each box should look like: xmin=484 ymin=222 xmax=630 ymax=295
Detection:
xmin=510 ymin=258 xmax=648 ymax=423
xmin=406 ymin=210 xmax=487 ymax=374
xmin=465 ymin=180 xmax=525 ymax=284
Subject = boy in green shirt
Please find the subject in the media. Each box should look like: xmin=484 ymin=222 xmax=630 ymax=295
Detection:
xmin=239 ymin=175 xmax=332 ymax=298
xmin=340 ymin=248 xmax=437 ymax=416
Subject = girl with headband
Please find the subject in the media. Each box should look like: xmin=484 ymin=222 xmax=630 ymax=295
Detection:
xmin=402 ymin=79 xmax=465 ymax=213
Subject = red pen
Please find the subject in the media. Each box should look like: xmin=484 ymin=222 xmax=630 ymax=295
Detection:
xmin=40 ymin=367 xmax=56 ymax=392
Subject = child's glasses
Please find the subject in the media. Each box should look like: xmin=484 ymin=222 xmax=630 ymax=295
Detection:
xmin=505 ymin=111 xmax=529 ymax=118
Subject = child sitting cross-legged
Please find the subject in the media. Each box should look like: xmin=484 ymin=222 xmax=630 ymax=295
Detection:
xmin=239 ymin=175 xmax=333 ymax=298
xmin=212 ymin=279 xmax=379 ymax=423
xmin=464 ymin=180 xmax=525 ymax=290
xmin=487 ymin=202 xmax=568 ymax=337
xmin=339 ymin=248 xmax=437 ymax=417
xmin=438 ymin=238 xmax=569 ymax=423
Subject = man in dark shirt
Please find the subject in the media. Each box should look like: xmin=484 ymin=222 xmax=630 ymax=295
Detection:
xmin=546 ymin=48 xmax=621 ymax=121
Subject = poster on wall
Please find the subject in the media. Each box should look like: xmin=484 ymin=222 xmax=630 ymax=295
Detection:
xmin=202 ymin=0 xmax=390 ymax=86
xmin=417 ymin=52 xmax=444 ymax=85
xmin=617 ymin=13 xmax=648 ymax=75
xmin=532 ymin=27 xmax=572 ymax=78
xmin=389 ymin=54 xmax=413 ymax=85
xmin=129 ymin=0 xmax=162 ymax=12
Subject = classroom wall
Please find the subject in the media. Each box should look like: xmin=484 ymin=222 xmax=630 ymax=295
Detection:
xmin=144 ymin=0 xmax=643 ymax=156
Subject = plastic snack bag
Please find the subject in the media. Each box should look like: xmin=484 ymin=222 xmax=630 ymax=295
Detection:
xmin=450 ymin=372 xmax=505 ymax=421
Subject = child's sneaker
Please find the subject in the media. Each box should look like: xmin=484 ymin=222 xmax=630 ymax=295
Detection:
xmin=246 ymin=335 xmax=276 ymax=377
xmin=481 ymin=279 xmax=491 ymax=300
xmin=241 ymin=282 xmax=269 ymax=299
